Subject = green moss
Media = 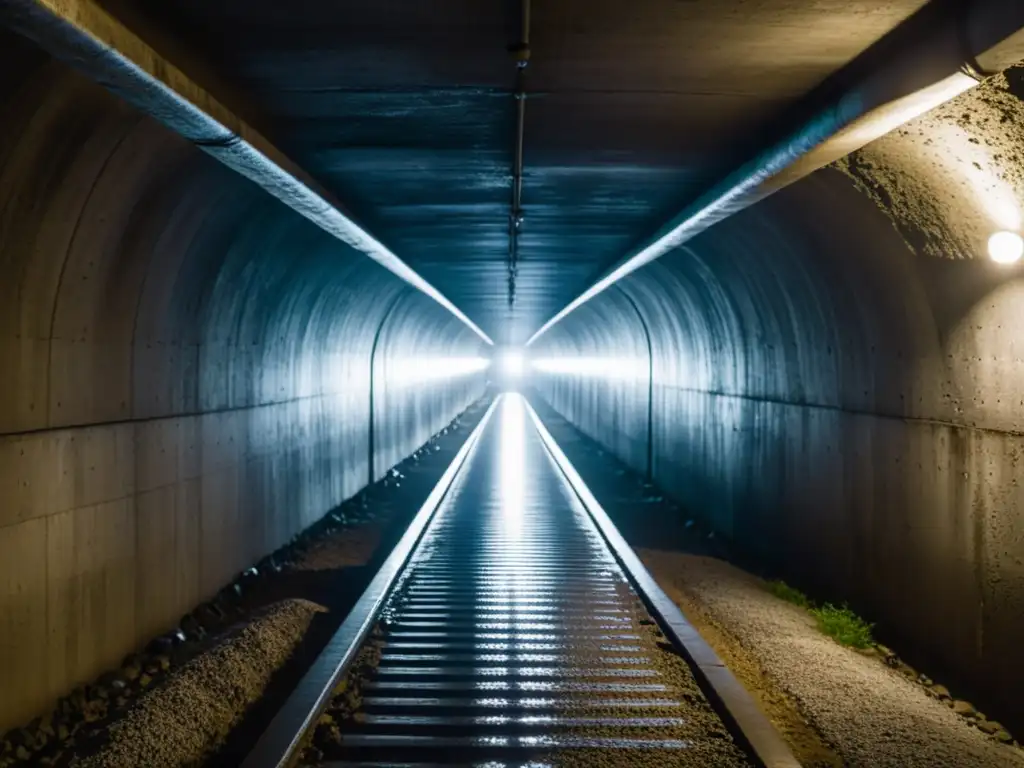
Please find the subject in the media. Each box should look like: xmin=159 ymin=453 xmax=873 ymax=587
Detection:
xmin=810 ymin=603 xmax=875 ymax=649
xmin=766 ymin=580 xmax=875 ymax=649
xmin=767 ymin=580 xmax=811 ymax=609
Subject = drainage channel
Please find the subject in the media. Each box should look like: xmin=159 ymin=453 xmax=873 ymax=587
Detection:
xmin=243 ymin=393 xmax=798 ymax=767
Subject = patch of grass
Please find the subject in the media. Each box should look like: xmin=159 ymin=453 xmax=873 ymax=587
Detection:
xmin=767 ymin=580 xmax=811 ymax=609
xmin=811 ymin=603 xmax=875 ymax=649
xmin=766 ymin=580 xmax=875 ymax=649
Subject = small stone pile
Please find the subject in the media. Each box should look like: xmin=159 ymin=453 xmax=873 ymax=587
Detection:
xmin=303 ymin=633 xmax=386 ymax=763
xmin=874 ymin=645 xmax=1016 ymax=746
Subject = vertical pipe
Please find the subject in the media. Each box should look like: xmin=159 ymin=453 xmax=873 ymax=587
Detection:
xmin=508 ymin=0 xmax=531 ymax=309
xmin=615 ymin=286 xmax=654 ymax=481
xmin=512 ymin=87 xmax=526 ymax=221
xmin=368 ymin=289 xmax=411 ymax=485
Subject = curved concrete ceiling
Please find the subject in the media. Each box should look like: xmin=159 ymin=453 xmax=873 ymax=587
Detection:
xmin=45 ymin=0 xmax=945 ymax=344
xmin=838 ymin=67 xmax=1024 ymax=260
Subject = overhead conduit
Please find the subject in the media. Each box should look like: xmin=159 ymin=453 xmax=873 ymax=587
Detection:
xmin=528 ymin=0 xmax=1024 ymax=345
xmin=0 ymin=0 xmax=493 ymax=345
xmin=507 ymin=0 xmax=531 ymax=309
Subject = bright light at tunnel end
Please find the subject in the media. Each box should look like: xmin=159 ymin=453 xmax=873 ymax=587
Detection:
xmin=988 ymin=231 xmax=1024 ymax=265
xmin=389 ymin=356 xmax=490 ymax=385
xmin=498 ymin=349 xmax=525 ymax=379
xmin=530 ymin=356 xmax=648 ymax=381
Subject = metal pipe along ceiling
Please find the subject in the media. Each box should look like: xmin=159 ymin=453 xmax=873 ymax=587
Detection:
xmin=0 ymin=0 xmax=494 ymax=346
xmin=526 ymin=0 xmax=1024 ymax=346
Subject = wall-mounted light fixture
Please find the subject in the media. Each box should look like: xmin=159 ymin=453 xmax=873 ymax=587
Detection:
xmin=988 ymin=231 xmax=1024 ymax=265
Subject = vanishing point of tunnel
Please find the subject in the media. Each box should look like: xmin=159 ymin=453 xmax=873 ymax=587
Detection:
xmin=2 ymin=1 xmax=1024 ymax=766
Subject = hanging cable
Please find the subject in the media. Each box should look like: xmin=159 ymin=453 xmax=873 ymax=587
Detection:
xmin=507 ymin=0 xmax=531 ymax=309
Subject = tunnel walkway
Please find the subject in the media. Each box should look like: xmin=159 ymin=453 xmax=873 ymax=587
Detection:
xmin=277 ymin=393 xmax=758 ymax=766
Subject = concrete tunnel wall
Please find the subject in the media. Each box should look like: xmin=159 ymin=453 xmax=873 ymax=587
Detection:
xmin=532 ymin=168 xmax=1024 ymax=728
xmin=0 ymin=36 xmax=486 ymax=730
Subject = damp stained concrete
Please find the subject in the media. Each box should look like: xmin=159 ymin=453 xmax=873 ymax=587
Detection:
xmin=835 ymin=64 xmax=1024 ymax=260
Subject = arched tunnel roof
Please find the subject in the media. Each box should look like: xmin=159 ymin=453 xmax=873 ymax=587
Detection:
xmin=24 ymin=0 xmax=1022 ymax=346
xmin=3 ymin=0 xmax=1024 ymax=746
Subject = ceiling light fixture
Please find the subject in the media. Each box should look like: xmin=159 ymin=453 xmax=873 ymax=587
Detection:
xmin=988 ymin=231 xmax=1024 ymax=264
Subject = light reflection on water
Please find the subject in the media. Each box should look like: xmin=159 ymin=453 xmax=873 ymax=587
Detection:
xmin=499 ymin=393 xmax=526 ymax=538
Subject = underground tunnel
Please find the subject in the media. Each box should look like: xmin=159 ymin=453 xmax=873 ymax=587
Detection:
xmin=2 ymin=0 xmax=1024 ymax=766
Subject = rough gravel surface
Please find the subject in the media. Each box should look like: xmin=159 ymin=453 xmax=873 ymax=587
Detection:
xmin=642 ymin=551 xmax=1024 ymax=768
xmin=0 ymin=399 xmax=492 ymax=768
xmin=294 ymin=522 xmax=384 ymax=572
xmin=835 ymin=64 xmax=1024 ymax=260
xmin=81 ymin=600 xmax=325 ymax=768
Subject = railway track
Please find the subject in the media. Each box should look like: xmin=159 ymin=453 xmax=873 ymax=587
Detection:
xmin=241 ymin=393 xmax=800 ymax=767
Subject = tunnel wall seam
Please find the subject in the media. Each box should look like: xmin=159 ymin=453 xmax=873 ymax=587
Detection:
xmin=368 ymin=288 xmax=413 ymax=485
xmin=614 ymin=285 xmax=654 ymax=479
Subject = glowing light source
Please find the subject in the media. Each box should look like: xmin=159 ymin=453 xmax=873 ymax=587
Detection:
xmin=388 ymin=356 xmax=490 ymax=385
xmin=498 ymin=350 xmax=526 ymax=378
xmin=530 ymin=356 xmax=647 ymax=381
xmin=988 ymin=231 xmax=1024 ymax=265
xmin=499 ymin=394 xmax=525 ymax=535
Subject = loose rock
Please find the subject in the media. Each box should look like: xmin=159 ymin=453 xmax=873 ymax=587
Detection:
xmin=121 ymin=657 xmax=142 ymax=682
xmin=953 ymin=700 xmax=978 ymax=718
xmin=897 ymin=661 xmax=917 ymax=679
xmin=638 ymin=551 xmax=1024 ymax=768
xmin=978 ymin=720 xmax=1003 ymax=735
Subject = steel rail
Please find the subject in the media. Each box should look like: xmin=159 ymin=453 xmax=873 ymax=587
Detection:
xmin=240 ymin=397 xmax=502 ymax=768
xmin=525 ymin=398 xmax=802 ymax=767
xmin=243 ymin=391 xmax=798 ymax=767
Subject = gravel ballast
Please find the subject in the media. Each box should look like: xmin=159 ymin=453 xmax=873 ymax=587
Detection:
xmin=641 ymin=552 xmax=1024 ymax=768
xmin=81 ymin=600 xmax=326 ymax=768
